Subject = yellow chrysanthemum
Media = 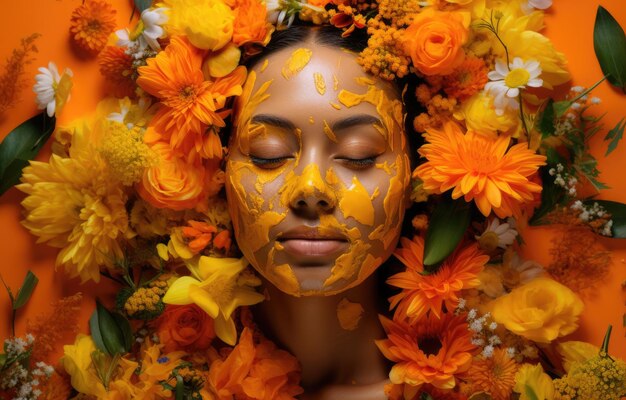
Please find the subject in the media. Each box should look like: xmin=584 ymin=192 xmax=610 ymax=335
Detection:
xmin=69 ymin=0 xmax=117 ymax=55
xmin=163 ymin=257 xmax=265 ymax=345
xmin=17 ymin=120 xmax=133 ymax=283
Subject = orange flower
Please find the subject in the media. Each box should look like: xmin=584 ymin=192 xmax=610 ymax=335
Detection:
xmin=466 ymin=349 xmax=518 ymax=400
xmin=137 ymin=36 xmax=246 ymax=159
xmin=69 ymin=0 xmax=117 ymax=55
xmin=443 ymin=57 xmax=489 ymax=100
xmin=137 ymin=140 xmax=223 ymax=211
xmin=207 ymin=328 xmax=303 ymax=399
xmin=414 ymin=121 xmax=546 ymax=218
xmin=231 ymin=0 xmax=272 ymax=48
xmin=99 ymin=45 xmax=136 ymax=98
xmin=389 ymin=236 xmax=487 ymax=323
xmin=38 ymin=371 xmax=73 ymax=400
xmin=403 ymin=8 xmax=470 ymax=76
xmin=156 ymin=304 xmax=216 ymax=352
xmin=376 ymin=313 xmax=476 ymax=390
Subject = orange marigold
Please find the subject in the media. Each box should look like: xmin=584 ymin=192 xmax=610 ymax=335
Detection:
xmin=207 ymin=327 xmax=303 ymax=399
xmin=466 ymin=349 xmax=518 ymax=400
xmin=231 ymin=0 xmax=272 ymax=48
xmin=376 ymin=313 xmax=476 ymax=391
xmin=99 ymin=45 xmax=136 ymax=98
xmin=69 ymin=0 xmax=117 ymax=55
xmin=443 ymin=57 xmax=488 ymax=100
xmin=137 ymin=36 xmax=246 ymax=159
xmin=389 ymin=236 xmax=487 ymax=323
xmin=414 ymin=121 xmax=546 ymax=218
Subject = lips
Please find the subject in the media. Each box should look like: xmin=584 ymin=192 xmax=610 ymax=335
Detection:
xmin=278 ymin=226 xmax=349 ymax=258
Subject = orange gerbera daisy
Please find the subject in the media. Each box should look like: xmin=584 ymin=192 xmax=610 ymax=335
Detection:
xmin=137 ymin=36 xmax=246 ymax=159
xmin=414 ymin=121 xmax=546 ymax=218
xmin=376 ymin=313 xmax=476 ymax=391
xmin=388 ymin=236 xmax=488 ymax=323
xmin=69 ymin=0 xmax=117 ymax=55
xmin=466 ymin=349 xmax=518 ymax=400
xmin=99 ymin=45 xmax=136 ymax=97
xmin=443 ymin=57 xmax=488 ymax=100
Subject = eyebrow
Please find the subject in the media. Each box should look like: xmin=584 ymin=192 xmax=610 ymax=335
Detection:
xmin=251 ymin=114 xmax=296 ymax=131
xmin=331 ymin=114 xmax=383 ymax=132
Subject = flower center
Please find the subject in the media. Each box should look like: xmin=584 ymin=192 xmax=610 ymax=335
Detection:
xmin=180 ymin=85 xmax=196 ymax=101
xmin=478 ymin=231 xmax=500 ymax=252
xmin=129 ymin=20 xmax=145 ymax=42
xmin=87 ymin=19 xmax=102 ymax=34
xmin=504 ymin=68 xmax=530 ymax=88
xmin=418 ymin=335 xmax=443 ymax=356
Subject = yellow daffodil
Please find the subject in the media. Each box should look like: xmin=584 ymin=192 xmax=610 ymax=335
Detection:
xmin=163 ymin=257 xmax=264 ymax=345
xmin=61 ymin=335 xmax=107 ymax=398
xmin=514 ymin=363 xmax=554 ymax=400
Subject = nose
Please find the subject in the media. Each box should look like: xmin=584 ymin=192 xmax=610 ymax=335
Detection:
xmin=282 ymin=164 xmax=337 ymax=217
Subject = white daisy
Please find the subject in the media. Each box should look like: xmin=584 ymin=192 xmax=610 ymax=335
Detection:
xmin=33 ymin=62 xmax=73 ymax=117
xmin=116 ymin=7 xmax=168 ymax=51
xmin=521 ymin=0 xmax=552 ymax=14
xmin=475 ymin=218 xmax=518 ymax=251
xmin=485 ymin=57 xmax=543 ymax=116
xmin=266 ymin=0 xmax=322 ymax=28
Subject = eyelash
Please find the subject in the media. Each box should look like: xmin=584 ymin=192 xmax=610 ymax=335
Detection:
xmin=250 ymin=155 xmax=292 ymax=168
xmin=250 ymin=155 xmax=378 ymax=169
xmin=338 ymin=156 xmax=377 ymax=169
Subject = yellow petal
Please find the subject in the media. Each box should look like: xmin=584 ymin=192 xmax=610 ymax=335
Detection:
xmin=162 ymin=276 xmax=199 ymax=305
xmin=188 ymin=284 xmax=220 ymax=318
xmin=214 ymin=314 xmax=237 ymax=346
xmin=156 ymin=243 xmax=169 ymax=261
xmin=204 ymin=43 xmax=242 ymax=78
xmin=198 ymin=256 xmax=247 ymax=279
xmin=222 ymin=288 xmax=265 ymax=319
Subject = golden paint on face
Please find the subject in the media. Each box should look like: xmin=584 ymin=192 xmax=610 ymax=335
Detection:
xmin=225 ymin=39 xmax=411 ymax=296
xmin=260 ymin=59 xmax=269 ymax=72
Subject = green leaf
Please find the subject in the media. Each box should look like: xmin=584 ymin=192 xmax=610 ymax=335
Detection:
xmin=0 ymin=113 xmax=55 ymax=196
xmin=584 ymin=199 xmax=626 ymax=238
xmin=553 ymin=100 xmax=572 ymax=117
xmin=112 ymin=312 xmax=133 ymax=352
xmin=538 ymin=99 xmax=556 ymax=138
xmin=604 ymin=118 xmax=625 ymax=156
xmin=530 ymin=163 xmax=564 ymax=225
xmin=594 ymin=6 xmax=626 ymax=92
xmin=423 ymin=196 xmax=471 ymax=267
xmin=600 ymin=325 xmax=612 ymax=354
xmin=134 ymin=0 xmax=152 ymax=13
xmin=90 ymin=301 xmax=128 ymax=356
xmin=12 ymin=271 xmax=38 ymax=310
xmin=0 ymin=353 xmax=6 ymax=369
xmin=524 ymin=384 xmax=540 ymax=400
xmin=175 ymin=375 xmax=184 ymax=400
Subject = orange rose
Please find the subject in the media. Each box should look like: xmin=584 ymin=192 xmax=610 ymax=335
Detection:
xmin=156 ymin=304 xmax=215 ymax=352
xmin=231 ymin=0 xmax=271 ymax=47
xmin=403 ymin=8 xmax=470 ymax=76
xmin=138 ymin=140 xmax=222 ymax=211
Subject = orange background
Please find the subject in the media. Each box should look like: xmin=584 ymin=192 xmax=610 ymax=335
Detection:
xmin=0 ymin=0 xmax=625 ymax=362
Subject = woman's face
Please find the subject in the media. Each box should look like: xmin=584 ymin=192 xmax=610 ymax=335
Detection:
xmin=225 ymin=39 xmax=411 ymax=296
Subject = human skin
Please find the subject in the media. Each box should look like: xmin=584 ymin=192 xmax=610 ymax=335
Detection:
xmin=225 ymin=35 xmax=411 ymax=297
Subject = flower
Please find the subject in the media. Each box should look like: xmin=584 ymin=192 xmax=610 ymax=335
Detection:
xmin=156 ymin=304 xmax=216 ymax=352
xmin=467 ymin=348 xmax=518 ymax=400
xmin=414 ymin=120 xmax=546 ymax=218
xmin=33 ymin=62 xmax=73 ymax=117
xmin=553 ymin=352 xmax=626 ymax=400
xmin=376 ymin=313 xmax=476 ymax=390
xmin=69 ymin=0 xmax=117 ymax=55
xmin=388 ymin=236 xmax=487 ymax=323
xmin=162 ymin=0 xmax=234 ymax=51
xmin=137 ymin=140 xmax=222 ymax=211
xmin=442 ymin=57 xmax=489 ymax=101
xmin=163 ymin=257 xmax=265 ymax=345
xmin=522 ymin=0 xmax=553 ymax=14
xmin=475 ymin=218 xmax=518 ymax=252
xmin=61 ymin=335 xmax=107 ymax=397
xmin=489 ymin=277 xmax=584 ymax=343
xmin=513 ymin=363 xmax=554 ymax=400
xmin=557 ymin=341 xmax=599 ymax=373
xmin=136 ymin=35 xmax=246 ymax=158
xmin=17 ymin=121 xmax=133 ymax=283
xmin=134 ymin=342 xmax=187 ymax=397
xmin=206 ymin=327 xmax=303 ymax=399
xmin=402 ymin=8 xmax=470 ymax=76
xmin=98 ymin=45 xmax=136 ymax=98
xmin=116 ymin=7 xmax=168 ymax=51
xmin=453 ymin=92 xmax=521 ymax=139
xmin=231 ymin=0 xmax=272 ymax=48
xmin=485 ymin=57 xmax=543 ymax=115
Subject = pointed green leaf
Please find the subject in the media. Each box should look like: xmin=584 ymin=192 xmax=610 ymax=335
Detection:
xmin=604 ymin=118 xmax=625 ymax=156
xmin=89 ymin=306 xmax=108 ymax=354
xmin=594 ymin=6 xmax=626 ymax=92
xmin=584 ymin=199 xmax=626 ymax=238
xmin=112 ymin=312 xmax=133 ymax=353
xmin=0 ymin=113 xmax=55 ymax=196
xmin=524 ymin=385 xmax=540 ymax=400
xmin=553 ymin=100 xmax=572 ymax=117
xmin=91 ymin=301 xmax=127 ymax=355
xmin=134 ymin=0 xmax=152 ymax=13
xmin=538 ymin=99 xmax=556 ymax=138
xmin=12 ymin=271 xmax=38 ymax=310
xmin=423 ymin=196 xmax=471 ymax=267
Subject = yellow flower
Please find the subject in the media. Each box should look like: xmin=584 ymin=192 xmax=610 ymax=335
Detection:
xmin=453 ymin=92 xmax=521 ymax=138
xmin=161 ymin=0 xmax=234 ymax=51
xmin=557 ymin=341 xmax=599 ymax=373
xmin=163 ymin=257 xmax=265 ymax=345
xmin=489 ymin=277 xmax=583 ymax=343
xmin=514 ymin=364 xmax=554 ymax=400
xmin=61 ymin=334 xmax=107 ymax=397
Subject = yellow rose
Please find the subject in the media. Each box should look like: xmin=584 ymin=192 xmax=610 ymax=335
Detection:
xmin=489 ymin=277 xmax=583 ymax=343
xmin=453 ymin=92 xmax=520 ymax=138
xmin=403 ymin=8 xmax=470 ymax=76
xmin=514 ymin=363 xmax=554 ymax=400
xmin=163 ymin=0 xmax=234 ymax=51
xmin=61 ymin=334 xmax=107 ymax=397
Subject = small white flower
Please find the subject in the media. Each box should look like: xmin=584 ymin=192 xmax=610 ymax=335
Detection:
xmin=482 ymin=344 xmax=495 ymax=358
xmin=485 ymin=57 xmax=543 ymax=115
xmin=571 ymin=86 xmax=584 ymax=93
xmin=475 ymin=218 xmax=519 ymax=250
xmin=506 ymin=347 xmax=516 ymax=358
xmin=470 ymin=319 xmax=484 ymax=332
xmin=457 ymin=298 xmax=467 ymax=310
xmin=521 ymin=0 xmax=552 ymax=14
xmin=591 ymin=97 xmax=601 ymax=104
xmin=33 ymin=62 xmax=73 ymax=117
xmin=488 ymin=321 xmax=498 ymax=331
xmin=266 ymin=0 xmax=322 ymax=28
xmin=117 ymin=7 xmax=168 ymax=51
xmin=467 ymin=308 xmax=478 ymax=320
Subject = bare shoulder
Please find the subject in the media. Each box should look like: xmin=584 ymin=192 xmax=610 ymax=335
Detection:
xmin=299 ymin=379 xmax=390 ymax=400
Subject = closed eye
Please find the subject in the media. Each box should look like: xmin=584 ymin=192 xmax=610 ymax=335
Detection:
xmin=250 ymin=155 xmax=293 ymax=169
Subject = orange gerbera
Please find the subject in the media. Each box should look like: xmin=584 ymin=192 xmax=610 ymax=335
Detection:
xmin=99 ymin=45 xmax=136 ymax=98
xmin=137 ymin=36 xmax=246 ymax=159
xmin=466 ymin=349 xmax=518 ymax=400
xmin=376 ymin=313 xmax=476 ymax=391
xmin=388 ymin=236 xmax=488 ymax=323
xmin=69 ymin=0 xmax=117 ymax=55
xmin=414 ymin=121 xmax=546 ymax=218
xmin=443 ymin=57 xmax=488 ymax=100
xmin=207 ymin=328 xmax=303 ymax=400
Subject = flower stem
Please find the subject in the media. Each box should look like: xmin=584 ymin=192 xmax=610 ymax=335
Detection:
xmin=600 ymin=324 xmax=612 ymax=355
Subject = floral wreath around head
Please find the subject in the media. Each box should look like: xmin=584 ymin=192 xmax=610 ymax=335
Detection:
xmin=1 ymin=0 xmax=626 ymax=399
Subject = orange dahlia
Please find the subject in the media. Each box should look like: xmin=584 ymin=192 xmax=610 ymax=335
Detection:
xmin=388 ymin=236 xmax=488 ymax=323
xmin=443 ymin=57 xmax=489 ymax=100
xmin=376 ymin=312 xmax=476 ymax=391
xmin=99 ymin=45 xmax=136 ymax=97
xmin=414 ymin=121 xmax=546 ymax=218
xmin=137 ymin=36 xmax=246 ymax=159
xmin=69 ymin=0 xmax=117 ymax=55
xmin=465 ymin=349 xmax=518 ymax=400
